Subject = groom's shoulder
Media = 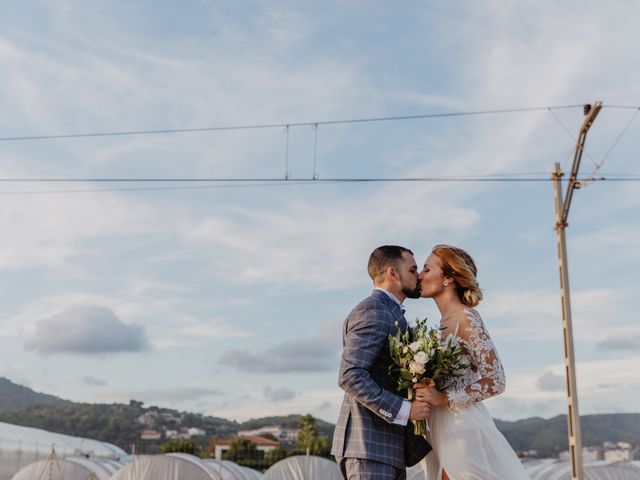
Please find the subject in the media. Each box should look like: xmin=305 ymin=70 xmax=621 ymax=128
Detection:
xmin=349 ymin=291 xmax=387 ymax=316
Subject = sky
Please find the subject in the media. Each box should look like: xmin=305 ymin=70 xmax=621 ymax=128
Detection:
xmin=0 ymin=1 xmax=639 ymax=426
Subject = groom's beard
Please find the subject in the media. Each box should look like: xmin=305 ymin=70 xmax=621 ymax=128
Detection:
xmin=402 ymin=282 xmax=421 ymax=299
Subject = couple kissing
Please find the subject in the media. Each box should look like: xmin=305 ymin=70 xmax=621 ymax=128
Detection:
xmin=331 ymin=245 xmax=531 ymax=480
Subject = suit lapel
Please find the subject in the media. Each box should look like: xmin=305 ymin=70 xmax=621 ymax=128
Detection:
xmin=371 ymin=289 xmax=409 ymax=333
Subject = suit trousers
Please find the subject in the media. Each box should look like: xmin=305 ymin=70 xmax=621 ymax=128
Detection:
xmin=337 ymin=457 xmax=407 ymax=480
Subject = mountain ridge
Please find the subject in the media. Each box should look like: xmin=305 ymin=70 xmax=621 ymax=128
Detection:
xmin=0 ymin=376 xmax=71 ymax=413
xmin=1 ymin=377 xmax=638 ymax=458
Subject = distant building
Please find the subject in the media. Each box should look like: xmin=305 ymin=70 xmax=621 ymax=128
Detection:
xmin=561 ymin=442 xmax=633 ymax=463
xmin=187 ymin=427 xmax=206 ymax=437
xmin=160 ymin=412 xmax=181 ymax=423
xmin=605 ymin=448 xmax=631 ymax=462
xmin=140 ymin=429 xmax=162 ymax=441
xmin=519 ymin=450 xmax=539 ymax=458
xmin=583 ymin=446 xmax=604 ymax=461
xmin=238 ymin=426 xmax=299 ymax=443
xmin=137 ymin=411 xmax=159 ymax=428
xmin=212 ymin=435 xmax=280 ymax=460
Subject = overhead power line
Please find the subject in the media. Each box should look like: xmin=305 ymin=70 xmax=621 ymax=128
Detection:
xmin=0 ymin=174 xmax=639 ymax=197
xmin=1 ymin=173 xmax=640 ymax=183
xmin=0 ymin=105 xmax=586 ymax=142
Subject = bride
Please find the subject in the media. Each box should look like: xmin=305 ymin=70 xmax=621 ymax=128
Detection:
xmin=414 ymin=244 xmax=530 ymax=480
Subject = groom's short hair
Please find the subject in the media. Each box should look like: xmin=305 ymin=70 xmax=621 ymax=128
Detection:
xmin=368 ymin=245 xmax=413 ymax=281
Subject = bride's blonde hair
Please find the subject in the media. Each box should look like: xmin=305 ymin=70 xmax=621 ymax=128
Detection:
xmin=432 ymin=244 xmax=482 ymax=307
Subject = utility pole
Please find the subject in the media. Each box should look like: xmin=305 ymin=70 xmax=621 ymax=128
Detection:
xmin=552 ymin=101 xmax=602 ymax=480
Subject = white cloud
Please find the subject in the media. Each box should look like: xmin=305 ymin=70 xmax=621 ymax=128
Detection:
xmin=125 ymin=387 xmax=223 ymax=404
xmin=478 ymin=287 xmax=635 ymax=344
xmin=25 ymin=305 xmax=149 ymax=355
xmin=220 ymin=315 xmax=343 ymax=374
xmin=263 ymin=386 xmax=296 ymax=402
xmin=80 ymin=376 xmax=108 ymax=386
xmin=0 ymin=178 xmax=162 ymax=270
xmin=485 ymin=355 xmax=640 ymax=420
xmin=212 ymin=387 xmax=344 ymax=423
xmin=537 ymin=371 xmax=565 ymax=392
xmin=179 ymin=192 xmax=480 ymax=291
xmin=220 ymin=338 xmax=338 ymax=374
xmin=596 ymin=336 xmax=640 ymax=351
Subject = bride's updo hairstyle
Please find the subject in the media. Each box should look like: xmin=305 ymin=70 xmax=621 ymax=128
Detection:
xmin=432 ymin=244 xmax=483 ymax=307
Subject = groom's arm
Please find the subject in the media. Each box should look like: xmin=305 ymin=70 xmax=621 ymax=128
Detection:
xmin=338 ymin=304 xmax=406 ymax=424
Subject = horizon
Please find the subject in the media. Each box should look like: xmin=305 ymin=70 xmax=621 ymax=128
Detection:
xmin=2 ymin=375 xmax=638 ymax=426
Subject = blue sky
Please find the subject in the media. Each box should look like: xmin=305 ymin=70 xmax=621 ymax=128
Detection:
xmin=1 ymin=1 xmax=639 ymax=424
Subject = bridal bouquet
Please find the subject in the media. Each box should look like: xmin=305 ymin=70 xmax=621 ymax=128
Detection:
xmin=388 ymin=318 xmax=467 ymax=434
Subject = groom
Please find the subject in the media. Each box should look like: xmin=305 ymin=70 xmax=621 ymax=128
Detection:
xmin=332 ymin=245 xmax=432 ymax=479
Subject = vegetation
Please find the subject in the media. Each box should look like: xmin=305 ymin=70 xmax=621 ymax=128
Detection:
xmin=294 ymin=414 xmax=332 ymax=457
xmin=0 ymin=377 xmax=70 ymax=413
xmin=2 ymin=377 xmax=639 ymax=459
xmin=0 ymin=401 xmax=144 ymax=449
xmin=496 ymin=413 xmax=640 ymax=457
xmin=160 ymin=438 xmax=198 ymax=455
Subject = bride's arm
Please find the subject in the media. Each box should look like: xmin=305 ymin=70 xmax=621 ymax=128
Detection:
xmin=445 ymin=309 xmax=506 ymax=408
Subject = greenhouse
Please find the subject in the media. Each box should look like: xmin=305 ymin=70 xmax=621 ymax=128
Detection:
xmin=0 ymin=422 xmax=128 ymax=480
xmin=523 ymin=459 xmax=640 ymax=479
xmin=11 ymin=455 xmax=123 ymax=480
xmin=201 ymin=459 xmax=263 ymax=480
xmin=262 ymin=455 xmax=341 ymax=480
xmin=111 ymin=453 xmax=261 ymax=480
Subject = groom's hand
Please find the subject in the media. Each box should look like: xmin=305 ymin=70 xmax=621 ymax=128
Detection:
xmin=409 ymin=399 xmax=431 ymax=421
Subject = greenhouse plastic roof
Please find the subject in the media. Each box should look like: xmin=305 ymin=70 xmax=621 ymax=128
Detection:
xmin=111 ymin=454 xmax=261 ymax=480
xmin=0 ymin=421 xmax=127 ymax=460
xmin=523 ymin=459 xmax=640 ymax=480
xmin=202 ymin=459 xmax=263 ymax=480
xmin=263 ymin=455 xmax=341 ymax=480
xmin=11 ymin=456 xmax=123 ymax=480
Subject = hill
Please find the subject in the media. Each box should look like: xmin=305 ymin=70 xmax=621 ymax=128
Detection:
xmin=1 ymin=378 xmax=638 ymax=457
xmin=496 ymin=413 xmax=640 ymax=457
xmin=0 ymin=400 xmax=239 ymax=450
xmin=0 ymin=377 xmax=70 ymax=413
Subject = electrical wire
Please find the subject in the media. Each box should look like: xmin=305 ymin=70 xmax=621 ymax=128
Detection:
xmin=0 ymin=181 xmax=318 ymax=196
xmin=581 ymin=107 xmax=640 ymax=187
xmin=1 ymin=175 xmax=639 ymax=196
xmin=0 ymin=105 xmax=585 ymax=142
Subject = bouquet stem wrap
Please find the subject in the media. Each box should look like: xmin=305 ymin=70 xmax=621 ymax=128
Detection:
xmin=407 ymin=383 xmax=431 ymax=435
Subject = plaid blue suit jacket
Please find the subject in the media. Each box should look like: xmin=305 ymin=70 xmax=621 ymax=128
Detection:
xmin=331 ymin=289 xmax=431 ymax=469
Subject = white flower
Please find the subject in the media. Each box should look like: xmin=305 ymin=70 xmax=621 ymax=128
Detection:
xmin=409 ymin=341 xmax=421 ymax=352
xmin=403 ymin=346 xmax=409 ymax=354
xmin=409 ymin=361 xmax=425 ymax=375
xmin=414 ymin=351 xmax=429 ymax=365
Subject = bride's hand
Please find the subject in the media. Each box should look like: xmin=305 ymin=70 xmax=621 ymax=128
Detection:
xmin=414 ymin=383 xmax=449 ymax=407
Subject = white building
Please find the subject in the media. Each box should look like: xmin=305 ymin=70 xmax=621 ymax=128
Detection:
xmin=583 ymin=446 xmax=604 ymax=461
xmin=139 ymin=429 xmax=161 ymax=441
xmin=605 ymin=448 xmax=631 ymax=462
xmin=238 ymin=426 xmax=299 ymax=443
xmin=187 ymin=427 xmax=206 ymax=437
xmin=213 ymin=435 xmax=280 ymax=461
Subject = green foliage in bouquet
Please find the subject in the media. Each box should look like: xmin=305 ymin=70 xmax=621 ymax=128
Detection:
xmin=388 ymin=317 xmax=468 ymax=434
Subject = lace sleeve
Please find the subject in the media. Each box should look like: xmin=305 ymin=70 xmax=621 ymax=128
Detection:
xmin=446 ymin=309 xmax=506 ymax=409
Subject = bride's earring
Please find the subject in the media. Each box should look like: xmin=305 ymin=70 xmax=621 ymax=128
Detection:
xmin=443 ymin=281 xmax=450 ymax=286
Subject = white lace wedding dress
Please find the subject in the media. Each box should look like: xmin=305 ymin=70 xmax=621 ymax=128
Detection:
xmin=423 ymin=308 xmax=530 ymax=480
